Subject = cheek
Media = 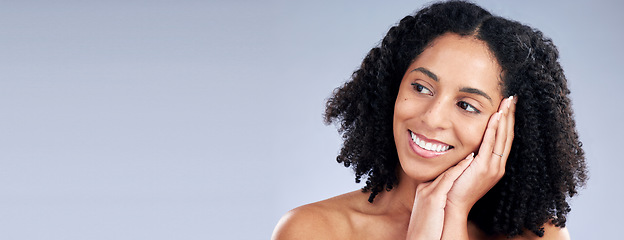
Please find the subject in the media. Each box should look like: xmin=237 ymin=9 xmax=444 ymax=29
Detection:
xmin=394 ymin=98 xmax=411 ymax=119
xmin=457 ymin=119 xmax=489 ymax=152
xmin=393 ymin=92 xmax=420 ymax=122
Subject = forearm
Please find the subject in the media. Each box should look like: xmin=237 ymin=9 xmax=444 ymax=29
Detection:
xmin=406 ymin=200 xmax=445 ymax=240
xmin=440 ymin=205 xmax=470 ymax=240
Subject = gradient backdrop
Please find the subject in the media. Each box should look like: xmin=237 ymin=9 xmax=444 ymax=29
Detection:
xmin=1 ymin=0 xmax=622 ymax=239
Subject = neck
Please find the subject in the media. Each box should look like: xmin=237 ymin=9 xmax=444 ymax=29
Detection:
xmin=366 ymin=167 xmax=422 ymax=217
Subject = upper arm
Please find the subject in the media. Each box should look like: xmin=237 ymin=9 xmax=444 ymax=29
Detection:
xmin=271 ymin=205 xmax=339 ymax=240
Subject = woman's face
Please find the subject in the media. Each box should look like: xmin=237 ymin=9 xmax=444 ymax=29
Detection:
xmin=393 ymin=33 xmax=504 ymax=182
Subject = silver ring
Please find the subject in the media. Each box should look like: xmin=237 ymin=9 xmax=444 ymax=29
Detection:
xmin=492 ymin=152 xmax=503 ymax=157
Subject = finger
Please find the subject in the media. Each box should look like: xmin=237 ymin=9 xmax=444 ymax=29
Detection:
xmin=500 ymin=96 xmax=517 ymax=172
xmin=476 ymin=109 xmax=502 ymax=162
xmin=429 ymin=153 xmax=474 ymax=196
xmin=491 ymin=97 xmax=511 ymax=169
xmin=425 ymin=153 xmax=472 ymax=190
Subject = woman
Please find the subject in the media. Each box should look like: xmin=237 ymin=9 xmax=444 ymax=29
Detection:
xmin=272 ymin=1 xmax=587 ymax=239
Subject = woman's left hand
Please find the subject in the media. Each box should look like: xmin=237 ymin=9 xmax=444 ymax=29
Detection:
xmin=445 ymin=95 xmax=517 ymax=216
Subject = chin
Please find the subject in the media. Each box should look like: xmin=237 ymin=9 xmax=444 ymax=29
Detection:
xmin=398 ymin=160 xmax=447 ymax=183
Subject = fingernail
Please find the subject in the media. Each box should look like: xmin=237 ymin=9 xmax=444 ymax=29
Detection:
xmin=496 ymin=111 xmax=502 ymax=120
xmin=513 ymin=95 xmax=518 ymax=104
xmin=507 ymin=96 xmax=513 ymax=109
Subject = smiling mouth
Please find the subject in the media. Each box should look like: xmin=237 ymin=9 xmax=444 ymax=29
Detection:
xmin=409 ymin=130 xmax=454 ymax=152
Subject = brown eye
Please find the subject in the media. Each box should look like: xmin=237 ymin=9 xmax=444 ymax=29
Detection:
xmin=457 ymin=101 xmax=480 ymax=113
xmin=411 ymin=83 xmax=432 ymax=95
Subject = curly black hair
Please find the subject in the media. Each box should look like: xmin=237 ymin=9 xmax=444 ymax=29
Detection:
xmin=324 ymin=1 xmax=587 ymax=237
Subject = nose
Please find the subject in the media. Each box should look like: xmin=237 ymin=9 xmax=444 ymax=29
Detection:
xmin=421 ymin=99 xmax=452 ymax=130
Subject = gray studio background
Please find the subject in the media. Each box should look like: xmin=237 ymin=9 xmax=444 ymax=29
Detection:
xmin=1 ymin=0 xmax=621 ymax=239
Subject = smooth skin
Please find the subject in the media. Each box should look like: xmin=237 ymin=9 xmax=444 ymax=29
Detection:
xmin=272 ymin=33 xmax=570 ymax=240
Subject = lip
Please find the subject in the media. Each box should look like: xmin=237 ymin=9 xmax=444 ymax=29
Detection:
xmin=407 ymin=130 xmax=452 ymax=158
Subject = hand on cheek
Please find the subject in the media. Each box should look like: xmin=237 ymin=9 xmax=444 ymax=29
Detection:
xmin=445 ymin=95 xmax=517 ymax=214
xmin=406 ymin=96 xmax=517 ymax=239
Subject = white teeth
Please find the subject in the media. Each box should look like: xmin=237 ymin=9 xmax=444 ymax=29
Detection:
xmin=431 ymin=144 xmax=438 ymax=151
xmin=410 ymin=131 xmax=450 ymax=152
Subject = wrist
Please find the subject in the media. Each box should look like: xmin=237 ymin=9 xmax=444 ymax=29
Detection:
xmin=441 ymin=205 xmax=470 ymax=240
xmin=445 ymin=200 xmax=472 ymax=218
xmin=445 ymin=204 xmax=469 ymax=224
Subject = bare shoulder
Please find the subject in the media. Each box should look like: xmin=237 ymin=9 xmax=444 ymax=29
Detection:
xmin=271 ymin=191 xmax=362 ymax=240
xmin=271 ymin=203 xmax=344 ymax=240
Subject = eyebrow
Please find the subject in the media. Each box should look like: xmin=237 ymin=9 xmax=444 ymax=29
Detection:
xmin=411 ymin=66 xmax=493 ymax=104
xmin=411 ymin=67 xmax=438 ymax=82
xmin=460 ymin=87 xmax=493 ymax=103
